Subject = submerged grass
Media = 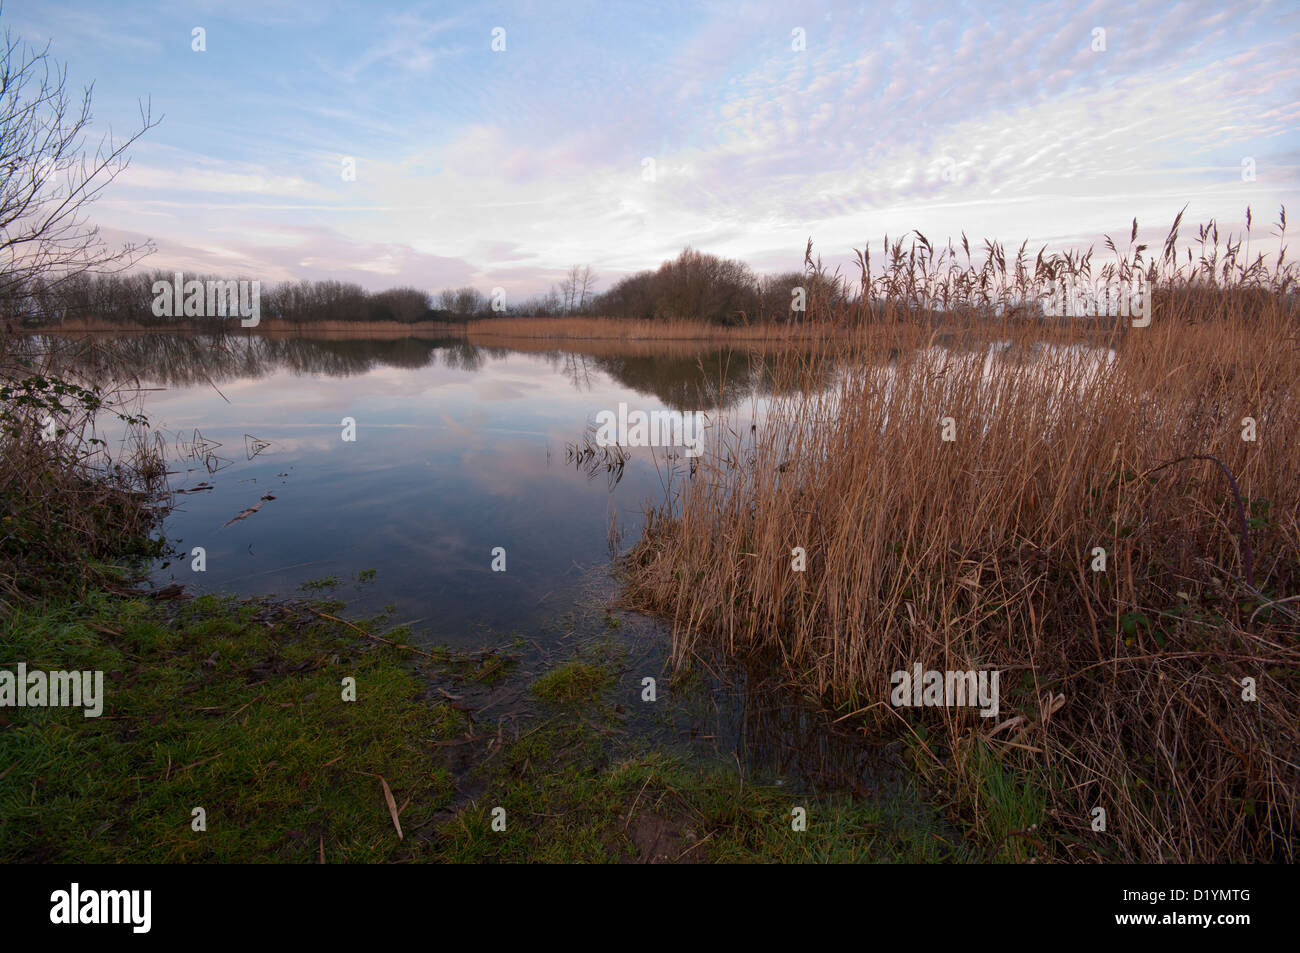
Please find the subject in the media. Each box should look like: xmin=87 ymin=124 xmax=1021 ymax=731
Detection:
xmin=1 ymin=589 xmax=954 ymax=862
xmin=440 ymin=644 xmax=965 ymax=863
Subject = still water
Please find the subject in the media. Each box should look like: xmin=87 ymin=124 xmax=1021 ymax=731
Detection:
xmin=113 ymin=334 xmax=772 ymax=641
xmin=36 ymin=331 xmax=1018 ymax=822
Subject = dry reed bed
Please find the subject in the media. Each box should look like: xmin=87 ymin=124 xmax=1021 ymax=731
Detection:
xmin=623 ymin=215 xmax=1300 ymax=862
xmin=463 ymin=315 xmax=826 ymax=342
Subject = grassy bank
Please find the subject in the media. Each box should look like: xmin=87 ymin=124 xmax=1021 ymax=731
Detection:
xmin=622 ymin=213 xmax=1300 ymax=862
xmin=0 ymin=587 xmax=962 ymax=862
xmin=0 ymin=591 xmax=457 ymax=861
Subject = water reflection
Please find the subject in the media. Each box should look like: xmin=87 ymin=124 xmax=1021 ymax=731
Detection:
xmin=19 ymin=332 xmax=838 ymax=412
xmin=14 ymin=333 xmax=819 ymax=643
xmin=11 ymin=330 xmax=1093 ymax=815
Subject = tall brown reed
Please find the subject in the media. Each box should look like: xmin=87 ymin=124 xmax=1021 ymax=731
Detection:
xmin=623 ymin=210 xmax=1300 ymax=862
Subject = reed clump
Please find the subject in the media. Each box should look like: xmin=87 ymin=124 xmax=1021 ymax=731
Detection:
xmin=0 ymin=332 xmax=168 ymax=607
xmin=622 ymin=209 xmax=1300 ymax=862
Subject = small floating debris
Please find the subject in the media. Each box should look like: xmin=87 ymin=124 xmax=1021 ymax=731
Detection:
xmin=222 ymin=493 xmax=276 ymax=527
xmin=174 ymin=482 xmax=215 ymax=494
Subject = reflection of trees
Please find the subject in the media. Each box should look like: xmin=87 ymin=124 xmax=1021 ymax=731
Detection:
xmin=592 ymin=353 xmax=752 ymax=411
xmin=15 ymin=334 xmax=839 ymax=412
xmin=591 ymin=351 xmax=838 ymax=411
xmin=560 ymin=353 xmax=597 ymax=392
xmin=440 ymin=341 xmax=487 ymax=372
xmin=20 ymin=334 xmax=461 ymax=387
xmin=298 ymin=337 xmax=444 ymax=372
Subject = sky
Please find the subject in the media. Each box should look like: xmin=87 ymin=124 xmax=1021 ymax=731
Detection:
xmin=7 ymin=0 xmax=1299 ymax=301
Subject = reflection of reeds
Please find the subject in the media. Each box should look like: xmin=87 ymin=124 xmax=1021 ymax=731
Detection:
xmin=623 ymin=211 xmax=1300 ymax=863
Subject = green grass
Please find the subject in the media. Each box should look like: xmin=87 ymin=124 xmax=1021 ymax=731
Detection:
xmin=1 ymin=589 xmax=962 ymax=863
xmin=0 ymin=592 xmax=457 ymax=862
xmin=964 ymin=744 xmax=1049 ymax=862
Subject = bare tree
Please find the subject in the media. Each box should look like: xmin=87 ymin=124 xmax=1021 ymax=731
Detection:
xmin=576 ymin=264 xmax=597 ymax=310
xmin=452 ymin=285 xmax=484 ymax=317
xmin=0 ymin=22 xmax=160 ymax=320
xmin=559 ymin=266 xmax=578 ymax=313
xmin=558 ymin=264 xmax=597 ymax=314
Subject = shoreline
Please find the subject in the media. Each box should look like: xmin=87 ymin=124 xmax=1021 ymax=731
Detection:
xmin=0 ymin=577 xmax=958 ymax=863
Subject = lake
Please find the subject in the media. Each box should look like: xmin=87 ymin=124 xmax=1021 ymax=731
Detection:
xmin=35 ymin=331 xmax=925 ymax=798
xmin=84 ymin=334 xmax=773 ymax=638
xmin=25 ymin=327 xmax=1129 ymax=840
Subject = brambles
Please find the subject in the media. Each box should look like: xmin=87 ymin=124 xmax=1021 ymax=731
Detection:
xmin=0 ymin=336 xmax=167 ymax=605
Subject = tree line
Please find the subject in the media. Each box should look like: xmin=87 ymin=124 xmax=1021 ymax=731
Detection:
xmin=8 ymin=248 xmax=826 ymax=328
